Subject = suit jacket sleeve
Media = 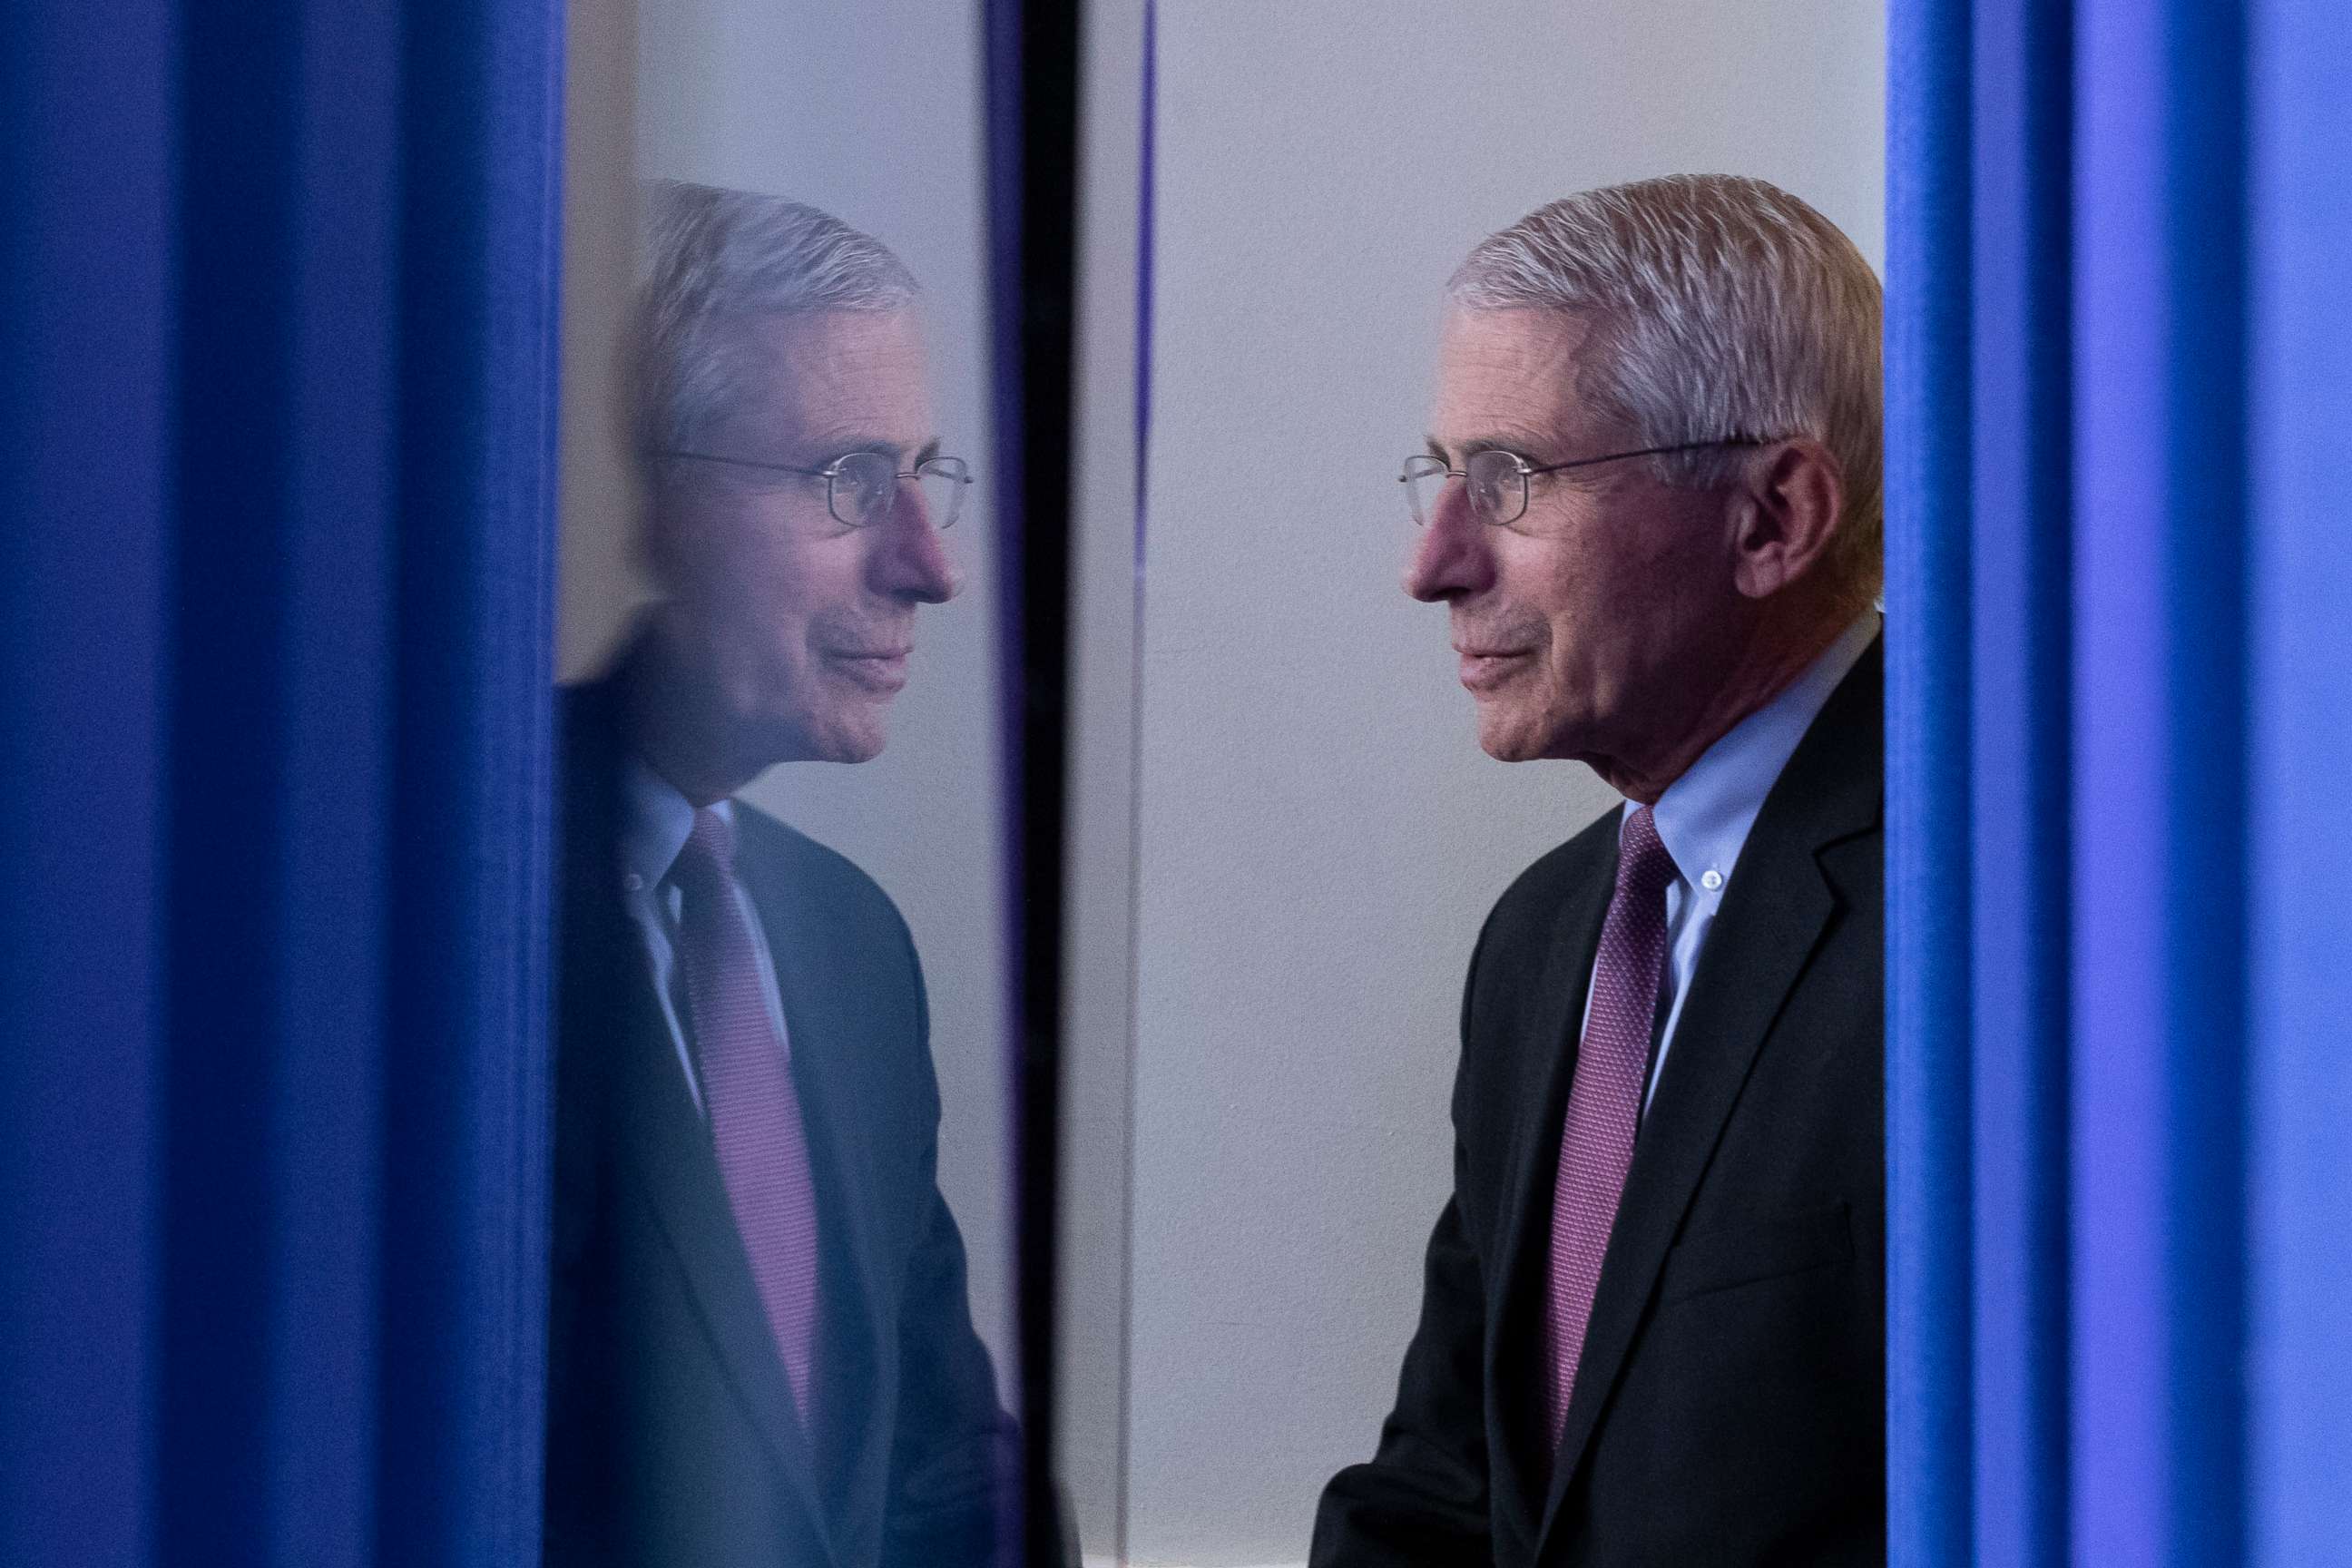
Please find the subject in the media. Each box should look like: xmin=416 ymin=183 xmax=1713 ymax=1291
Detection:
xmin=878 ymin=926 xmax=1021 ymax=1568
xmin=1308 ymin=926 xmax=1498 ymax=1566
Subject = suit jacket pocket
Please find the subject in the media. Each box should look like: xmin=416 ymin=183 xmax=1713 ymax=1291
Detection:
xmin=1658 ymin=1200 xmax=1853 ymax=1306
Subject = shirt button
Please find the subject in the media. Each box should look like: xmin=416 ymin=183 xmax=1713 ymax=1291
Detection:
xmin=1700 ymin=868 xmax=1724 ymax=891
xmin=622 ymin=872 xmax=645 ymax=893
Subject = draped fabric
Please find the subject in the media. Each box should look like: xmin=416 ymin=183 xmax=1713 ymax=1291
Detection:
xmin=0 ymin=3 xmax=563 ymax=1563
xmin=1887 ymin=1 xmax=2352 ymax=1563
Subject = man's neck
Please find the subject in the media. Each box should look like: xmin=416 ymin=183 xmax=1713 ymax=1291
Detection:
xmin=621 ymin=625 xmax=759 ymax=808
xmin=1586 ymin=612 xmax=1857 ymax=805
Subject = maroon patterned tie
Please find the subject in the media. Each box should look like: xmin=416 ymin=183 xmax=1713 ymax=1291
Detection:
xmin=671 ymin=808 xmax=820 ymax=1422
xmin=1544 ymin=804 xmax=1677 ymax=1446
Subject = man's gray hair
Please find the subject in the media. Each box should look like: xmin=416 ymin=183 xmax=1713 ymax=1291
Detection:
xmin=629 ymin=181 xmax=918 ymax=477
xmin=1449 ymin=174 xmax=1883 ymax=602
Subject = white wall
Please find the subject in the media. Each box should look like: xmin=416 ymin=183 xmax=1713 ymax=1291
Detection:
xmin=1122 ymin=4 xmax=1886 ymax=1562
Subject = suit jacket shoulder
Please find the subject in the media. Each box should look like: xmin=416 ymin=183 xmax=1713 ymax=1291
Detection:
xmin=1464 ymin=808 xmax=1620 ymax=1067
xmin=731 ymin=800 xmax=911 ymax=943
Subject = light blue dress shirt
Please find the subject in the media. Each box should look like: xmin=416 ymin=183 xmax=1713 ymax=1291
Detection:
xmin=618 ymin=759 xmax=796 ymax=1116
xmin=1585 ymin=611 xmax=1881 ymax=1112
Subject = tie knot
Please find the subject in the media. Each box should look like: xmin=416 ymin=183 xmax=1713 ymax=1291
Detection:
xmin=1615 ymin=804 xmax=1678 ymax=898
xmin=673 ymin=806 xmax=739 ymax=889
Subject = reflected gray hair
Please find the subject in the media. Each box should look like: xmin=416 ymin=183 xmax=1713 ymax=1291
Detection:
xmin=1449 ymin=174 xmax=1883 ymax=602
xmin=629 ymin=181 xmax=918 ymax=478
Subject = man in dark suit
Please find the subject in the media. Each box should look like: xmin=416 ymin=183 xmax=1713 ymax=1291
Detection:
xmin=544 ymin=183 xmax=1014 ymax=1568
xmin=1312 ymin=175 xmax=1887 ymax=1566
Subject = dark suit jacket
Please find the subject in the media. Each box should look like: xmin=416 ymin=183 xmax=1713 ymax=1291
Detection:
xmin=543 ymin=676 xmax=1015 ymax=1568
xmin=1312 ymin=641 xmax=1886 ymax=1568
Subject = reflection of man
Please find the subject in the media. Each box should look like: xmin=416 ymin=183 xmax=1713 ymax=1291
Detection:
xmin=544 ymin=183 xmax=1012 ymax=1568
xmin=1312 ymin=176 xmax=1886 ymax=1566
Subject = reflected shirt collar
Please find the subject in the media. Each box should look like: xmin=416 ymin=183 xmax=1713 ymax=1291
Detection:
xmin=1642 ymin=611 xmax=1880 ymax=900
xmin=619 ymin=757 xmax=732 ymax=894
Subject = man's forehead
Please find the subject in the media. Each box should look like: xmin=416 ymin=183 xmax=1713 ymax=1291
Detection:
xmin=732 ymin=308 xmax=935 ymax=450
xmin=1429 ymin=306 xmax=1611 ymax=454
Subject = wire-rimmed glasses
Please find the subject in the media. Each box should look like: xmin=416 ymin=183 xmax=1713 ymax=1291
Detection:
xmin=1399 ymin=438 xmax=1772 ymax=531
xmin=669 ymin=447 xmax=975 ymax=530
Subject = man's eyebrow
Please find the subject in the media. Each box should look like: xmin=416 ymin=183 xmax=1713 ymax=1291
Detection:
xmin=1426 ymin=434 xmax=1544 ymax=465
xmin=808 ymin=435 xmax=907 ymax=463
xmin=1457 ymin=436 xmax=1536 ymax=460
xmin=914 ymin=436 xmax=942 ymax=466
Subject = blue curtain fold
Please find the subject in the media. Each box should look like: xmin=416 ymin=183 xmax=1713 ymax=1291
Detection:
xmin=2246 ymin=1 xmax=2352 ymax=1558
xmin=0 ymin=2 xmax=563 ymax=1563
xmin=1885 ymin=0 xmax=1973 ymax=1559
xmin=1887 ymin=1 xmax=2352 ymax=1564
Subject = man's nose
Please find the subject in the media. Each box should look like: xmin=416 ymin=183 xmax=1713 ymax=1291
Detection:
xmin=1402 ymin=483 xmax=1493 ymax=603
xmin=871 ymin=489 xmax=961 ymax=604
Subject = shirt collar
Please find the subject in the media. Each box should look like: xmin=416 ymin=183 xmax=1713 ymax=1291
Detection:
xmin=619 ymin=757 xmax=732 ymax=894
xmin=1639 ymin=610 xmax=1880 ymax=907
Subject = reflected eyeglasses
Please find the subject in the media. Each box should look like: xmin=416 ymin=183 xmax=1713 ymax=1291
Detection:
xmin=1399 ymin=439 xmax=1772 ymax=530
xmin=668 ymin=448 xmax=975 ymax=531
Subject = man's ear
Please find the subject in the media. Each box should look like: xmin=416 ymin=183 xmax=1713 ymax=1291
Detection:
xmin=636 ymin=468 xmax=715 ymax=597
xmin=1729 ymin=438 xmax=1844 ymax=601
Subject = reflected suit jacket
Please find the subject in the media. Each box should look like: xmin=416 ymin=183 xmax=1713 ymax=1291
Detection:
xmin=1312 ymin=641 xmax=1886 ymax=1568
xmin=543 ymin=676 xmax=1014 ymax=1568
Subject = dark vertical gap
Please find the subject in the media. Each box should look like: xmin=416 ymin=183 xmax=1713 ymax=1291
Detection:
xmin=2026 ymin=2 xmax=2073 ymax=1561
xmin=985 ymin=0 xmax=1082 ymax=1561
xmin=158 ymin=5 xmax=299 ymax=1561
xmin=2165 ymin=0 xmax=2249 ymax=1561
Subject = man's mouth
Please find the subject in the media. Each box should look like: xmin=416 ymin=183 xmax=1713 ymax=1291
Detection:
xmin=1455 ymin=645 xmax=1534 ymax=691
xmin=823 ymin=646 xmax=912 ymax=691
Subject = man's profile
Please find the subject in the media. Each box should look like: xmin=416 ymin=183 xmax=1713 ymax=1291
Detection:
xmin=1312 ymin=174 xmax=1886 ymax=1567
xmin=542 ymin=182 xmax=1012 ymax=1568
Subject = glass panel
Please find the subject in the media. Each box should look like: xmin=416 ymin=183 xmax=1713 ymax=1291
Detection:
xmin=554 ymin=0 xmax=1043 ymax=1561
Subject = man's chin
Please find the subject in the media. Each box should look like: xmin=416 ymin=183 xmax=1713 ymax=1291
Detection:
xmin=803 ymin=705 xmax=892 ymax=765
xmin=1474 ymin=704 xmax=1552 ymax=764
xmin=787 ymin=724 xmax=887 ymax=766
xmin=734 ymin=704 xmax=889 ymax=769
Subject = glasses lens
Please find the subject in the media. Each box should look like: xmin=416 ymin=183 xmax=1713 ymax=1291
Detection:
xmin=916 ymin=456 xmax=969 ymax=529
xmin=1401 ymin=456 xmax=1448 ymax=525
xmin=1465 ymin=450 xmax=1526 ymax=526
xmin=828 ymin=451 xmax=897 ymax=526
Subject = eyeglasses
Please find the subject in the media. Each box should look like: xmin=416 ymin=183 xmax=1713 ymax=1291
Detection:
xmin=1399 ymin=438 xmax=1772 ymax=531
xmin=667 ymin=448 xmax=975 ymax=530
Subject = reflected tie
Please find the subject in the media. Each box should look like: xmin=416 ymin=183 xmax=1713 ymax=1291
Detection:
xmin=1544 ymin=804 xmax=1677 ymax=1448
xmin=671 ymin=807 xmax=820 ymax=1422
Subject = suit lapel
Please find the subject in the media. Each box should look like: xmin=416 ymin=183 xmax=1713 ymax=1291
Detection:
xmin=1483 ymin=827 xmax=1618 ymax=1544
xmin=1535 ymin=642 xmax=1884 ymax=1553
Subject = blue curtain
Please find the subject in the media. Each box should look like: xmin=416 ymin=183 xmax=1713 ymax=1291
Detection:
xmin=0 ymin=2 xmax=563 ymax=1563
xmin=1887 ymin=0 xmax=2352 ymax=1564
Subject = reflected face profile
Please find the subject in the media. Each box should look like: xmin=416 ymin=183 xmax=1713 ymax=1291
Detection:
xmin=652 ymin=307 xmax=960 ymax=768
xmin=1406 ymin=306 xmax=1746 ymax=770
